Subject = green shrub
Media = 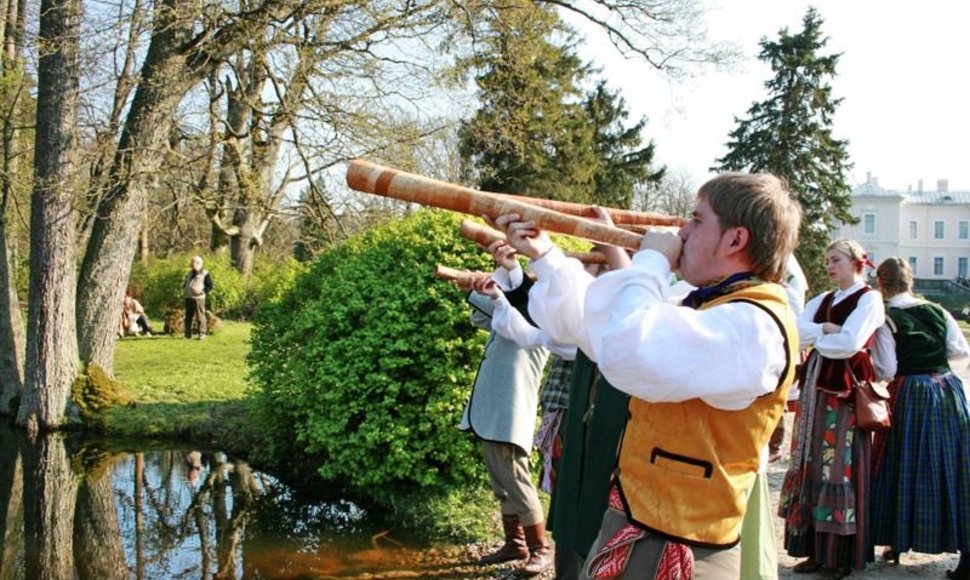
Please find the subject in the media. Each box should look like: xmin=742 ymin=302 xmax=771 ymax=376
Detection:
xmin=247 ymin=210 xmax=497 ymax=498
xmin=128 ymin=253 xmax=304 ymax=320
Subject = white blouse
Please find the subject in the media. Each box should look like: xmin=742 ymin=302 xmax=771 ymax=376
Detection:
xmin=798 ymin=281 xmax=894 ymax=380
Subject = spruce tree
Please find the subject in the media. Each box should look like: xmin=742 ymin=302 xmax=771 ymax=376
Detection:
xmin=457 ymin=3 xmax=661 ymax=206
xmin=713 ymin=7 xmax=854 ymax=292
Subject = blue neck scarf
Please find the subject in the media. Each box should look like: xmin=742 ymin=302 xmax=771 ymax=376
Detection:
xmin=682 ymin=271 xmax=756 ymax=309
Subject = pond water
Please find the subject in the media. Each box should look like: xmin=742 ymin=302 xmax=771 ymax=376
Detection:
xmin=0 ymin=420 xmax=473 ymax=579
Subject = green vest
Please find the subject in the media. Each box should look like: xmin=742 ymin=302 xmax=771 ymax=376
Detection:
xmin=887 ymin=303 xmax=950 ymax=375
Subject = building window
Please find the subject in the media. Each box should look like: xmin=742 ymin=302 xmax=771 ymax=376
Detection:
xmin=867 ymin=251 xmax=877 ymax=269
xmin=960 ymin=221 xmax=969 ymax=240
xmin=908 ymin=256 xmax=917 ymax=274
xmin=909 ymin=221 xmax=918 ymax=239
xmin=863 ymin=214 xmax=876 ymax=234
xmin=934 ymin=221 xmax=945 ymax=239
xmin=934 ymin=256 xmax=944 ymax=276
xmin=959 ymin=257 xmax=968 ymax=280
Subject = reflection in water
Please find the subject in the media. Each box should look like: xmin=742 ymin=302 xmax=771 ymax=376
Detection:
xmin=0 ymin=419 xmax=471 ymax=579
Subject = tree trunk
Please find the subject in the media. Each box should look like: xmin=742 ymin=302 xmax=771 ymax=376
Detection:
xmin=0 ymin=0 xmax=26 ymax=416
xmin=134 ymin=453 xmax=145 ymax=580
xmin=21 ymin=431 xmax=78 ymax=580
xmin=76 ymin=0 xmax=200 ymax=376
xmin=17 ymin=0 xmax=82 ymax=429
xmin=0 ymin=421 xmax=24 ymax=579
xmin=73 ymin=457 xmax=127 ymax=580
xmin=0 ymin=231 xmax=23 ymax=414
xmin=138 ymin=212 xmax=148 ymax=264
xmin=229 ymin=211 xmax=259 ymax=276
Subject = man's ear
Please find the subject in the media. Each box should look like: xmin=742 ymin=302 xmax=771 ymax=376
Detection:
xmin=725 ymin=227 xmax=750 ymax=254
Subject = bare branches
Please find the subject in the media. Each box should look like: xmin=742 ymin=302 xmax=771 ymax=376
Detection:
xmin=538 ymin=0 xmax=738 ymax=79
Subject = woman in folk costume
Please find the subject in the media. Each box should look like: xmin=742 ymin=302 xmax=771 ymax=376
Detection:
xmin=778 ymin=238 xmax=893 ymax=575
xmin=871 ymin=257 xmax=970 ymax=578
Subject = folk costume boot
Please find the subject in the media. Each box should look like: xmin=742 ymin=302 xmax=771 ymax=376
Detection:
xmin=518 ymin=521 xmax=552 ymax=577
xmin=478 ymin=514 xmax=528 ymax=565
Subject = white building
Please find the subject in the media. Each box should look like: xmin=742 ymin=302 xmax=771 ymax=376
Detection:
xmin=835 ymin=173 xmax=970 ymax=282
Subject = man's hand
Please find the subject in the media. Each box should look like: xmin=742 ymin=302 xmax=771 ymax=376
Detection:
xmin=486 ymin=239 xmax=519 ymax=271
xmin=470 ymin=274 xmax=502 ymax=299
xmin=492 ymin=213 xmax=553 ymax=260
xmin=639 ymin=230 xmax=683 ymax=269
xmin=588 ymin=206 xmax=631 ymax=271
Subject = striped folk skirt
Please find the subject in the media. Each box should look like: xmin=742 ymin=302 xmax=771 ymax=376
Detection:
xmin=871 ymin=371 xmax=970 ymax=554
xmin=779 ymin=354 xmax=874 ymax=570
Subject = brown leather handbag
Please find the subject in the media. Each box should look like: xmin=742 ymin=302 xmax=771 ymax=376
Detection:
xmin=848 ymin=365 xmax=891 ymax=431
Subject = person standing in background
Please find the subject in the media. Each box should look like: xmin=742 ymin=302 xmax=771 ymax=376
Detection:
xmin=871 ymin=256 xmax=970 ymax=578
xmin=464 ymin=242 xmax=551 ymax=577
xmin=184 ymin=256 xmax=213 ymax=340
xmin=778 ymin=238 xmax=892 ymax=576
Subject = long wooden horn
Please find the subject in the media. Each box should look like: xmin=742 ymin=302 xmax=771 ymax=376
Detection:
xmin=499 ymin=193 xmax=683 ymax=227
xmin=347 ymin=160 xmax=672 ymax=251
xmin=460 ymin=219 xmax=607 ymax=264
xmin=434 ymin=265 xmax=486 ymax=291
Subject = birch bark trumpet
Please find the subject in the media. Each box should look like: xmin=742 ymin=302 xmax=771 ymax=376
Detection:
xmin=499 ymin=193 xmax=684 ymax=227
xmin=460 ymin=219 xmax=607 ymax=264
xmin=433 ymin=265 xmax=488 ymax=291
xmin=346 ymin=160 xmax=677 ymax=251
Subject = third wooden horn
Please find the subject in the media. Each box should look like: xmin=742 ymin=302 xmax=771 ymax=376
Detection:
xmin=347 ymin=160 xmax=657 ymax=251
xmin=460 ymin=219 xmax=608 ymax=264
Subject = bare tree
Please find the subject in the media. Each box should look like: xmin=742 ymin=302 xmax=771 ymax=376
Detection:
xmin=0 ymin=0 xmax=28 ymax=415
xmin=17 ymin=0 xmax=83 ymax=429
xmin=632 ymin=167 xmax=696 ymax=218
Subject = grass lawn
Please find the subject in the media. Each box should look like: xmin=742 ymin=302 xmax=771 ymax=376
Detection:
xmin=105 ymin=320 xmax=254 ymax=443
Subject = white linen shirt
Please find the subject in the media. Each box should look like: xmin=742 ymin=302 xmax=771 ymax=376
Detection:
xmin=528 ymin=247 xmax=789 ymax=411
xmin=491 ymin=293 xmax=578 ymax=360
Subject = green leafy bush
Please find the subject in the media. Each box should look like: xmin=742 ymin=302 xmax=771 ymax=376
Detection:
xmin=247 ymin=210 xmax=497 ymax=498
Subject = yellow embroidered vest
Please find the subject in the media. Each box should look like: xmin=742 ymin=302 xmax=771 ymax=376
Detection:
xmin=615 ymin=283 xmax=798 ymax=548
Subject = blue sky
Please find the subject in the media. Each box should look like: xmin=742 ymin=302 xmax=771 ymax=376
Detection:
xmin=575 ymin=1 xmax=970 ymax=192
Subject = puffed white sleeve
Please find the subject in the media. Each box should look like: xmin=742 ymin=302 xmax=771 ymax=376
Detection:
xmin=582 ymin=250 xmax=786 ymax=410
xmin=797 ymin=293 xmax=827 ymax=349
xmin=871 ymin=323 xmax=897 ymax=381
xmin=491 ymin=293 xmax=577 ymax=359
xmin=945 ymin=310 xmax=970 ymax=370
xmin=527 ymin=247 xmax=596 ymax=358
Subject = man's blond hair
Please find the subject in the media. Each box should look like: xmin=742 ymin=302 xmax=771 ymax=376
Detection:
xmin=698 ymin=173 xmax=801 ymax=283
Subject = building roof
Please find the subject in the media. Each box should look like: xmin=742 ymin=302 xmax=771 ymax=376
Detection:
xmin=852 ymin=179 xmax=970 ymax=205
xmin=904 ymin=191 xmax=970 ymax=205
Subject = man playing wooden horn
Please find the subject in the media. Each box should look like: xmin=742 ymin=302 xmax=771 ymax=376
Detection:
xmin=494 ymin=173 xmax=801 ymax=579
xmin=462 ymin=239 xmax=551 ymax=576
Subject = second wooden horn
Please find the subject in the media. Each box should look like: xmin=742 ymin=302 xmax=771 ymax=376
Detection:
xmin=460 ymin=219 xmax=607 ymax=264
xmin=347 ymin=160 xmax=647 ymax=250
